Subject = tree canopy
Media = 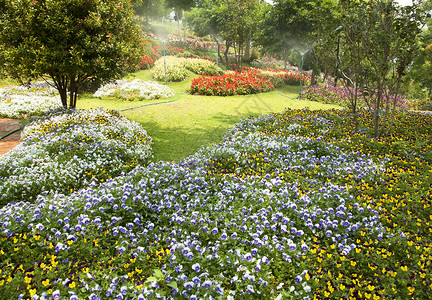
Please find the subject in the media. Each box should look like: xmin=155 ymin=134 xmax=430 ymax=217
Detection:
xmin=0 ymin=0 xmax=144 ymax=108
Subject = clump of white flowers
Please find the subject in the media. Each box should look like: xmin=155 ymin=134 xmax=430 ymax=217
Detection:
xmin=93 ymin=79 xmax=175 ymax=100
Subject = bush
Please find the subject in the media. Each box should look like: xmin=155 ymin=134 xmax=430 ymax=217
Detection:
xmin=151 ymin=56 xmax=190 ymax=82
xmin=93 ymin=79 xmax=175 ymax=100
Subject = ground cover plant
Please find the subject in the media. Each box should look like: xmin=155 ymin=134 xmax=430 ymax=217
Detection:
xmin=189 ymin=69 xmax=309 ymax=96
xmin=0 ymin=106 xmax=431 ymax=299
xmin=0 ymin=82 xmax=62 ymax=118
xmin=93 ymin=79 xmax=176 ymax=101
xmin=151 ymin=56 xmax=222 ymax=82
xmin=0 ymin=108 xmax=153 ymax=206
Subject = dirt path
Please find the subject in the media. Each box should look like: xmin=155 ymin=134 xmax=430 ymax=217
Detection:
xmin=0 ymin=118 xmax=22 ymax=156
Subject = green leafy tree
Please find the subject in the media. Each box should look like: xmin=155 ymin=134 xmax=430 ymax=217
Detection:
xmin=255 ymin=0 xmax=336 ymax=70
xmin=187 ymin=0 xmax=262 ymax=69
xmin=0 ymin=0 xmax=144 ymax=108
xmin=132 ymin=0 xmax=167 ymax=23
xmin=315 ymin=0 xmax=427 ymax=137
xmin=165 ymin=0 xmax=195 ymax=40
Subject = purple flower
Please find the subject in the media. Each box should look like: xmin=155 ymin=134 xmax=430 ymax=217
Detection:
xmin=184 ymin=281 xmax=194 ymax=290
xmin=120 ymin=286 xmax=127 ymax=295
xmin=192 ymin=263 xmax=200 ymax=272
xmin=295 ymin=275 xmax=302 ymax=284
xmin=53 ymin=290 xmax=61 ymax=300
xmin=202 ymin=280 xmax=212 ymax=289
xmin=192 ymin=277 xmax=201 ymax=285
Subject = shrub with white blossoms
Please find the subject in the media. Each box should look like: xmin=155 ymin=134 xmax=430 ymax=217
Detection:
xmin=0 ymin=108 xmax=153 ymax=205
xmin=0 ymin=82 xmax=62 ymax=118
xmin=93 ymin=79 xmax=175 ymax=101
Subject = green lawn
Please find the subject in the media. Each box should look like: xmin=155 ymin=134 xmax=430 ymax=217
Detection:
xmin=77 ymin=70 xmax=341 ymax=161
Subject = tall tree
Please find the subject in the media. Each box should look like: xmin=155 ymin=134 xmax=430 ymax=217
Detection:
xmin=316 ymin=0 xmax=427 ymax=137
xmin=0 ymin=0 xmax=144 ymax=109
xmin=255 ymin=0 xmax=336 ymax=69
xmin=187 ymin=0 xmax=262 ymax=69
xmin=132 ymin=0 xmax=166 ymax=23
xmin=165 ymin=0 xmax=195 ymax=40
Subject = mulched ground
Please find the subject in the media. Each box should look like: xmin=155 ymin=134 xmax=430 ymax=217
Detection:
xmin=0 ymin=118 xmax=22 ymax=156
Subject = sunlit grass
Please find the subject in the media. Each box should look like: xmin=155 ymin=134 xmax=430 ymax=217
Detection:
xmin=78 ymin=69 xmax=341 ymax=162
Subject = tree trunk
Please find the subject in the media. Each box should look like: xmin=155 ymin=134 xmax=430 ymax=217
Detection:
xmin=224 ymin=40 xmax=230 ymax=69
xmin=311 ymin=69 xmax=317 ymax=86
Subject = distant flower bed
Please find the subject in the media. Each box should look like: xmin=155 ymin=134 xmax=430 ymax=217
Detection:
xmin=138 ymin=39 xmax=185 ymax=70
xmin=93 ymin=79 xmax=175 ymax=101
xmin=303 ymin=85 xmax=410 ymax=110
xmin=0 ymin=82 xmax=62 ymax=118
xmin=0 ymin=108 xmax=153 ymax=205
xmin=189 ymin=68 xmax=307 ymax=96
xmin=151 ymin=56 xmax=222 ymax=82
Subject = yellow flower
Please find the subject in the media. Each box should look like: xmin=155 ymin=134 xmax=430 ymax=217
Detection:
xmin=69 ymin=281 xmax=76 ymax=288
xmin=24 ymin=277 xmax=32 ymax=284
xmin=350 ymin=261 xmax=357 ymax=267
xmin=408 ymin=286 xmax=415 ymax=293
xmin=340 ymin=284 xmax=345 ymax=290
xmin=368 ymin=285 xmax=375 ymax=291
xmin=42 ymin=279 xmax=50 ymax=287
xmin=401 ymin=265 xmax=408 ymax=271
xmin=365 ymin=292 xmax=372 ymax=299
xmin=29 ymin=289 xmax=37 ymax=298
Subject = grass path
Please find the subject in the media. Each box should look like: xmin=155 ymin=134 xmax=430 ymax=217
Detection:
xmin=78 ymin=71 xmax=341 ymax=161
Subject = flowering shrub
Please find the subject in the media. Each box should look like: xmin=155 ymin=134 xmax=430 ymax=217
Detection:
xmin=0 ymin=108 xmax=431 ymax=299
xmin=303 ymin=85 xmax=410 ymax=110
xmin=189 ymin=68 xmax=307 ymax=96
xmin=151 ymin=56 xmax=190 ymax=82
xmin=0 ymin=82 xmax=62 ymax=118
xmin=0 ymin=108 xmax=153 ymax=205
xmin=93 ymin=79 xmax=175 ymax=100
xmin=138 ymin=39 xmax=158 ymax=70
xmin=183 ymin=58 xmax=222 ymax=76
xmin=151 ymin=56 xmax=222 ymax=82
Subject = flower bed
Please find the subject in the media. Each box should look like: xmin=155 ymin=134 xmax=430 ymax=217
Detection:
xmin=189 ymin=68 xmax=307 ymax=96
xmin=93 ymin=79 xmax=175 ymax=101
xmin=151 ymin=56 xmax=222 ymax=82
xmin=303 ymin=85 xmax=410 ymax=110
xmin=0 ymin=109 xmax=431 ymax=299
xmin=138 ymin=40 xmax=185 ymax=70
xmin=0 ymin=108 xmax=153 ymax=205
xmin=189 ymin=71 xmax=275 ymax=96
xmin=0 ymin=82 xmax=62 ymax=118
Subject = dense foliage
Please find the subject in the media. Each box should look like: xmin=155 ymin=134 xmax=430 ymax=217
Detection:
xmin=0 ymin=0 xmax=144 ymax=108
xmin=1 ymin=107 xmax=431 ymax=299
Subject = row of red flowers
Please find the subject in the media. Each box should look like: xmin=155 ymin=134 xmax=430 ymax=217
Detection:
xmin=189 ymin=68 xmax=309 ymax=96
xmin=189 ymin=70 xmax=274 ymax=96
